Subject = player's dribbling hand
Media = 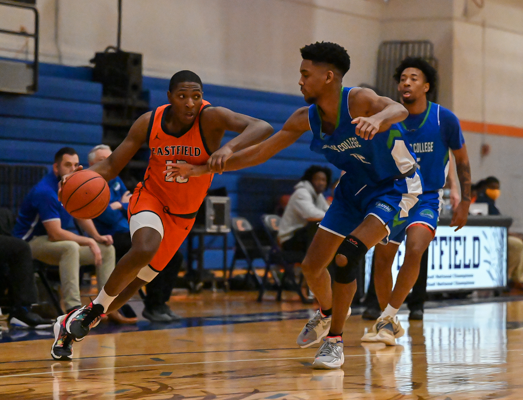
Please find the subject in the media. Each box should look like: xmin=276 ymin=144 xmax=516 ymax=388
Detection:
xmin=58 ymin=165 xmax=84 ymax=200
xmin=352 ymin=117 xmax=380 ymax=140
xmin=207 ymin=146 xmax=233 ymax=174
xmin=450 ymin=201 xmax=470 ymax=232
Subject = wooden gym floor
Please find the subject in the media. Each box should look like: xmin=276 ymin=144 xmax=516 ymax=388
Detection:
xmin=1 ymin=290 xmax=523 ymax=399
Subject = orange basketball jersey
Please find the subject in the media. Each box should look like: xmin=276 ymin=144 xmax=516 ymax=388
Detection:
xmin=140 ymin=102 xmax=213 ymax=215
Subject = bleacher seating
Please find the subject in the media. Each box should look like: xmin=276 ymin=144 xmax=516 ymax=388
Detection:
xmin=1 ymin=63 xmax=333 ymax=272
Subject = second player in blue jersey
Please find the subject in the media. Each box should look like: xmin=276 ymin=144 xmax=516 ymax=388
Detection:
xmin=362 ymin=57 xmax=471 ymax=346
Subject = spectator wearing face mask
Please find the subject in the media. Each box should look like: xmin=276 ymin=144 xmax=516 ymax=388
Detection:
xmin=475 ymin=177 xmax=523 ymax=291
xmin=475 ymin=177 xmax=501 ymax=215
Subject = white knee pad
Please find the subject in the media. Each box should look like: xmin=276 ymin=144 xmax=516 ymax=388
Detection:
xmin=137 ymin=265 xmax=159 ymax=282
xmin=129 ymin=211 xmax=164 ymax=240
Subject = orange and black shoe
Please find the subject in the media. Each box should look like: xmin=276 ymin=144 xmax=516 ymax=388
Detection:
xmin=66 ymin=302 xmax=105 ymax=342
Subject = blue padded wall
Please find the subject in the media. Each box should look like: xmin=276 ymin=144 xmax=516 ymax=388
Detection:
xmin=0 ymin=63 xmax=103 ymax=168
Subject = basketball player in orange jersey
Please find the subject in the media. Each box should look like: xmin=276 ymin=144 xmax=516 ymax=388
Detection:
xmin=50 ymin=70 xmax=273 ymax=360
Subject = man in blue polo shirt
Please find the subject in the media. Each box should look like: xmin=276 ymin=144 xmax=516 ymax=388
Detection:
xmin=89 ymin=145 xmax=182 ymax=322
xmin=13 ymin=147 xmax=116 ymax=316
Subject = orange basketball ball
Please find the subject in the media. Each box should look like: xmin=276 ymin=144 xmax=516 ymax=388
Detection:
xmin=59 ymin=170 xmax=110 ymax=219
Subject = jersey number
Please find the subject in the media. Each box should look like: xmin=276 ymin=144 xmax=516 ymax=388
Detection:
xmin=165 ymin=160 xmax=188 ymax=183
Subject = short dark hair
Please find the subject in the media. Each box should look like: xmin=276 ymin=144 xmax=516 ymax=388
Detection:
xmin=300 ymin=42 xmax=351 ymax=77
xmin=485 ymin=176 xmax=500 ymax=188
xmin=300 ymin=165 xmax=332 ymax=187
xmin=475 ymin=176 xmax=500 ymax=192
xmin=169 ymin=70 xmax=203 ymax=92
xmin=54 ymin=147 xmax=77 ymax=164
xmin=393 ymin=57 xmax=438 ymax=94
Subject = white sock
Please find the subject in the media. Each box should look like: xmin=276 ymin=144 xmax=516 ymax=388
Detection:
xmin=380 ymin=304 xmax=399 ymax=320
xmin=93 ymin=288 xmax=117 ymax=313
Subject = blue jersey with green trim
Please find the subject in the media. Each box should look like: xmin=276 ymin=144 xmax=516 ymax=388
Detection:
xmin=394 ymin=102 xmax=464 ymax=192
xmin=309 ymin=87 xmax=418 ymax=190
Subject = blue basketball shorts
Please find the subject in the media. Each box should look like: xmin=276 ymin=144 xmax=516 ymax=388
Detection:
xmin=320 ymin=171 xmax=422 ymax=241
xmin=388 ymin=191 xmax=441 ymax=244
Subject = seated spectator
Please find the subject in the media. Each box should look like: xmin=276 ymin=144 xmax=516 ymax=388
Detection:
xmin=278 ymin=165 xmax=331 ymax=255
xmin=475 ymin=176 xmax=523 ymax=290
xmin=475 ymin=176 xmax=501 ymax=215
xmin=0 ymin=208 xmax=53 ymax=329
xmin=12 ymin=147 xmax=117 ymax=318
xmin=89 ymin=145 xmax=183 ymax=322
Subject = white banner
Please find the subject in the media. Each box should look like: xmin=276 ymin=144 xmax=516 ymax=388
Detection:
xmin=365 ymin=226 xmax=508 ymax=291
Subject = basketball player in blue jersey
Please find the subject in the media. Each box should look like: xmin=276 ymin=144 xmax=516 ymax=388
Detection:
xmin=361 ymin=57 xmax=471 ymax=346
xmin=167 ymin=42 xmax=423 ymax=369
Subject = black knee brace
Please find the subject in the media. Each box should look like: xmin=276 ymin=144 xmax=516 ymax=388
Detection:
xmin=334 ymin=235 xmax=368 ymax=284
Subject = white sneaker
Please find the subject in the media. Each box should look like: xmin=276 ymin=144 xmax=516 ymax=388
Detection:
xmin=312 ymin=337 xmax=344 ymax=369
xmin=361 ymin=315 xmax=404 ymax=346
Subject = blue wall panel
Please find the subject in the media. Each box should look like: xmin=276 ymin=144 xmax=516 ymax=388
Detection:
xmin=0 ymin=96 xmax=102 ymax=124
xmin=0 ymin=117 xmax=102 ymax=145
xmin=36 ymin=76 xmax=102 ymax=103
xmin=0 ymin=139 xmax=94 ymax=165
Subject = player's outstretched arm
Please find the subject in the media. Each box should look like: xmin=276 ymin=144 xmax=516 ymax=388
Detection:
xmin=450 ymin=144 xmax=471 ymax=231
xmin=167 ymin=107 xmax=309 ymax=179
xmin=349 ymin=87 xmax=408 ymax=140
xmin=202 ymin=107 xmax=273 ymax=174
xmin=89 ymin=113 xmax=150 ymax=181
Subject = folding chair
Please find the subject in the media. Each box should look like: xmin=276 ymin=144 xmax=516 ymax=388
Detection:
xmin=259 ymin=214 xmax=312 ymax=303
xmin=229 ymin=217 xmax=270 ymax=289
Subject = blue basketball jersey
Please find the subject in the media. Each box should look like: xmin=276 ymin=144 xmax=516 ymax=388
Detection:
xmin=309 ymin=87 xmax=418 ymax=191
xmin=393 ymin=101 xmax=464 ymax=192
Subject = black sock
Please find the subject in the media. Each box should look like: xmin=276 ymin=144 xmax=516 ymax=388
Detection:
xmin=320 ymin=308 xmax=332 ymax=317
xmin=327 ymin=331 xmax=343 ymax=338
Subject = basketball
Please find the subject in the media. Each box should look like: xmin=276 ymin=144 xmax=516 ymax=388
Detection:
xmin=59 ymin=169 xmax=110 ymax=219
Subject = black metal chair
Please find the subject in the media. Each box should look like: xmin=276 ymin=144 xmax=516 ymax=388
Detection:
xmin=229 ymin=217 xmax=270 ymax=290
xmin=259 ymin=214 xmax=312 ymax=303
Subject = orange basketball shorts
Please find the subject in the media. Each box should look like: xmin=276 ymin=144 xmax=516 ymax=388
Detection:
xmin=128 ymin=185 xmax=195 ymax=272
